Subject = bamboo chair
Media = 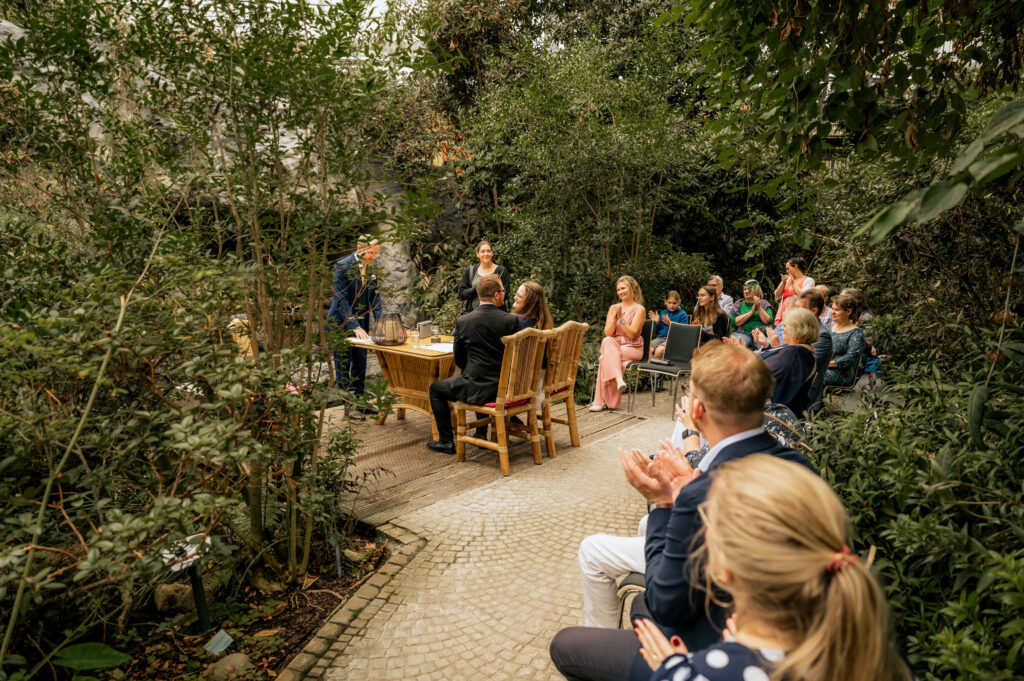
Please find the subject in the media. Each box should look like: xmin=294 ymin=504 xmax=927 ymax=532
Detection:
xmin=454 ymin=327 xmax=551 ymax=476
xmin=539 ymin=321 xmax=589 ymax=458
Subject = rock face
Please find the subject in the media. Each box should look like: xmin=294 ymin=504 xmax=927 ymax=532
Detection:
xmin=204 ymin=653 xmax=253 ymax=681
xmin=363 ymin=177 xmax=418 ymax=327
xmin=0 ymin=21 xmax=26 ymax=43
xmin=153 ymin=583 xmax=195 ymax=613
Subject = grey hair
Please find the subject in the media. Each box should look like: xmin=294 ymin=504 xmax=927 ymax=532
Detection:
xmin=709 ymin=275 xmax=724 ymax=286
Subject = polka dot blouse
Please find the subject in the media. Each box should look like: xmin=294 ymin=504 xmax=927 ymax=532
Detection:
xmin=649 ymin=641 xmax=784 ymax=681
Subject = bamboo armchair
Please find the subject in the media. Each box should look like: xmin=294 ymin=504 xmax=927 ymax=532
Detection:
xmin=454 ymin=327 xmax=551 ymax=476
xmin=539 ymin=321 xmax=589 ymax=458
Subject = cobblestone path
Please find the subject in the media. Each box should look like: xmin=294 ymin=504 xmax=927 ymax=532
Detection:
xmin=294 ymin=414 xmax=666 ymax=681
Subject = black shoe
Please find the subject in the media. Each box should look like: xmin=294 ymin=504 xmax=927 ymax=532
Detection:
xmin=427 ymin=440 xmax=455 ymax=455
xmin=473 ymin=427 xmax=488 ymax=439
xmin=508 ymin=415 xmax=524 ymax=426
xmin=345 ymin=407 xmax=367 ymax=421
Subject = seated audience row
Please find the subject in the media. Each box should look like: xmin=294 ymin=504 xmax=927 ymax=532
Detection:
xmin=552 ymin=341 xmax=908 ymax=681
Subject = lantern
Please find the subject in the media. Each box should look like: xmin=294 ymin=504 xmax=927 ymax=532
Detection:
xmin=371 ymin=313 xmax=407 ymax=346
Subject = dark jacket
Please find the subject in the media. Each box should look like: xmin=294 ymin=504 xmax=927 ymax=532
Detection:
xmin=763 ymin=344 xmax=816 ymax=414
xmin=327 ymin=253 xmax=381 ymax=331
xmin=452 ymin=303 xmax=521 ymax=405
xmin=459 ymin=264 xmax=511 ymax=313
xmin=630 ymin=431 xmax=815 ymax=681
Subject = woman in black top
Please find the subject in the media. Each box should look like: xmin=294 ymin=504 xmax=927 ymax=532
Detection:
xmin=458 ymin=240 xmax=511 ymax=313
xmin=692 ymin=284 xmax=728 ymax=343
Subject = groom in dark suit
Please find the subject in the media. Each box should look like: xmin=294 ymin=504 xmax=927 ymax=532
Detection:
xmin=427 ymin=274 xmax=520 ymax=454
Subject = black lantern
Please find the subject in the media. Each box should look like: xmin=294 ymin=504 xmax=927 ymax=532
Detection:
xmin=371 ymin=313 xmax=407 ymax=346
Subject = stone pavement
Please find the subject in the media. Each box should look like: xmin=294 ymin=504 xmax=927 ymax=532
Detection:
xmin=279 ymin=399 xmax=675 ymax=681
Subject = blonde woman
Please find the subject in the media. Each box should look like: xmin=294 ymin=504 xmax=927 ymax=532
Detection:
xmin=761 ymin=307 xmax=818 ymax=414
xmin=636 ymin=455 xmax=910 ymax=681
xmin=589 ymin=276 xmax=645 ymax=411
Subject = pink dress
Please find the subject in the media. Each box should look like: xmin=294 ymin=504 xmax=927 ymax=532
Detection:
xmin=594 ymin=308 xmax=644 ymax=409
xmin=774 ymin=275 xmax=815 ymax=325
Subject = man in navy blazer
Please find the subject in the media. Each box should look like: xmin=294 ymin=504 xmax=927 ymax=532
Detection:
xmin=327 ymin=236 xmax=382 ymax=400
xmin=427 ymin=274 xmax=520 ymax=454
xmin=550 ymin=342 xmax=815 ymax=681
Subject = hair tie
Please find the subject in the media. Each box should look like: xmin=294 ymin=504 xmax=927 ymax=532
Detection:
xmin=826 ymin=545 xmax=858 ymax=573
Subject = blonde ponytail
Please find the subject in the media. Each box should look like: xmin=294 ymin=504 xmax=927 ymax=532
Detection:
xmin=701 ymin=455 xmax=910 ymax=681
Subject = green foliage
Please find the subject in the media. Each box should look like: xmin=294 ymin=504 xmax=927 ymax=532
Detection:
xmin=52 ymin=643 xmax=130 ymax=671
xmin=858 ymin=99 xmax=1024 ymax=245
xmin=0 ymin=0 xmax=431 ymax=674
xmin=679 ymin=0 xmax=1024 ymax=164
xmin=807 ymin=325 xmax=1024 ymax=680
xmin=799 ymin=100 xmax=1024 ymax=366
xmin=456 ymin=37 xmax=723 ymax=321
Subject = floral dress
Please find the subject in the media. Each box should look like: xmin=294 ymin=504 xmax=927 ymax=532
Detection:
xmin=824 ymin=326 xmax=865 ymax=387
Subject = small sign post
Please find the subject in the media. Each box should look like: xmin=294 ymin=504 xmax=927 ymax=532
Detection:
xmin=160 ymin=533 xmax=212 ymax=633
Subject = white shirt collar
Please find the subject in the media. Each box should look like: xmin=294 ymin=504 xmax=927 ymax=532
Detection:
xmin=698 ymin=427 xmax=765 ymax=472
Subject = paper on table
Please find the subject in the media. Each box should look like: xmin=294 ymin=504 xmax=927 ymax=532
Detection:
xmin=419 ymin=342 xmax=454 ymax=353
xmin=348 ymin=336 xmax=374 ymax=344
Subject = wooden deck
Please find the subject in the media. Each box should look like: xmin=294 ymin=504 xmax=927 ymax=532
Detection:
xmin=329 ymin=403 xmax=641 ymax=526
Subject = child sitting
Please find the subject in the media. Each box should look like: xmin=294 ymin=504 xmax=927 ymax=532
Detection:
xmin=647 ymin=290 xmax=689 ymax=359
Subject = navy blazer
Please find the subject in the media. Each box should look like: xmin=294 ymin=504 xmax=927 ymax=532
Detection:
xmin=628 ymin=431 xmax=816 ymax=681
xmin=327 ymin=253 xmax=382 ymax=332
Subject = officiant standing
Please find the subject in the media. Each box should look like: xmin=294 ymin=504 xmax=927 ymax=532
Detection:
xmin=327 ymin=235 xmax=382 ymax=399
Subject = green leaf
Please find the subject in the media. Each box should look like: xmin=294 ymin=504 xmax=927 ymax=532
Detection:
xmin=949 ymin=137 xmax=985 ymax=176
xmin=53 ymin=643 xmax=130 ymax=671
xmin=980 ymin=100 xmax=1024 ymax=143
xmin=731 ymin=218 xmax=753 ymax=229
xmin=856 ymin=201 xmax=915 ymax=245
xmin=968 ymin=147 xmax=1024 ymax=185
xmin=912 ymin=181 xmax=967 ymax=223
xmin=792 ymin=228 xmax=813 ymax=249
xmin=654 ymin=5 xmax=686 ymax=26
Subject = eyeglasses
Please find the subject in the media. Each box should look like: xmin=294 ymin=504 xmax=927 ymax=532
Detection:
xmin=743 ymin=279 xmax=759 ymax=287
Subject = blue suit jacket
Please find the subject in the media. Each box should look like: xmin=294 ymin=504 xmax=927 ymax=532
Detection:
xmin=628 ymin=431 xmax=815 ymax=681
xmin=327 ymin=253 xmax=382 ymax=332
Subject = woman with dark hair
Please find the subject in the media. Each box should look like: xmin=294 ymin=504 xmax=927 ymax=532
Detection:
xmin=692 ymin=285 xmax=729 ymax=344
xmin=824 ymin=293 xmax=866 ymax=388
xmin=512 ymin=281 xmax=554 ymax=330
xmin=773 ymin=257 xmax=815 ymax=326
xmin=459 ymin=240 xmax=511 ymax=312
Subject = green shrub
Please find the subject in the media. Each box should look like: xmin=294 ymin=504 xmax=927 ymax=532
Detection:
xmin=807 ymin=325 xmax=1024 ymax=680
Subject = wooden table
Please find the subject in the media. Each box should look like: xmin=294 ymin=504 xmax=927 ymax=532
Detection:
xmin=367 ymin=336 xmax=456 ymax=441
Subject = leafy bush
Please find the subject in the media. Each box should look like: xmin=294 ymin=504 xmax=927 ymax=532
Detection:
xmin=0 ymin=0 xmax=427 ymax=673
xmin=807 ymin=325 xmax=1024 ymax=680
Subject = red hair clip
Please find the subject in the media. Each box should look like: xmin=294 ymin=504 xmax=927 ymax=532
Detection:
xmin=826 ymin=544 xmax=858 ymax=573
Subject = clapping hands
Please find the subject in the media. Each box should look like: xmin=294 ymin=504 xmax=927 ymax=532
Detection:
xmin=635 ymin=618 xmax=688 ymax=671
xmin=618 ymin=440 xmax=699 ymax=507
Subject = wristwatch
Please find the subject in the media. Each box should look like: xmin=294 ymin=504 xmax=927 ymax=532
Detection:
xmin=680 ymin=428 xmax=699 ymax=440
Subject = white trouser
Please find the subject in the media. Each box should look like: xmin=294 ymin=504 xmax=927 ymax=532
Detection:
xmin=578 ymin=516 xmax=647 ymax=628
